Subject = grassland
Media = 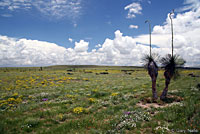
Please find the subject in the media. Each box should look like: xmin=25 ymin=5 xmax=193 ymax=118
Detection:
xmin=0 ymin=66 xmax=200 ymax=134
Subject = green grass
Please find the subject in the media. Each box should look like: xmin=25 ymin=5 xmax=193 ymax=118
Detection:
xmin=0 ymin=66 xmax=200 ymax=134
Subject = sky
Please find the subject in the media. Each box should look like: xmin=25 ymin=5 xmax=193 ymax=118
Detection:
xmin=0 ymin=0 xmax=200 ymax=67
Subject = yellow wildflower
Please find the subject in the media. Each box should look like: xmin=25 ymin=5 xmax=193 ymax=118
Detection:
xmin=16 ymin=98 xmax=22 ymax=103
xmin=6 ymin=87 xmax=11 ymax=91
xmin=73 ymin=107 xmax=84 ymax=114
xmin=66 ymin=94 xmax=74 ymax=98
xmin=83 ymin=78 xmax=89 ymax=81
xmin=88 ymin=98 xmax=96 ymax=103
xmin=57 ymin=113 xmax=64 ymax=121
xmin=92 ymin=89 xmax=98 ymax=92
xmin=8 ymin=98 xmax=15 ymax=102
xmin=111 ymin=93 xmax=119 ymax=96
xmin=13 ymin=93 xmax=18 ymax=96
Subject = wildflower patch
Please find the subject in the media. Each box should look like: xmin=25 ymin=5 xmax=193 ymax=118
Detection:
xmin=108 ymin=109 xmax=151 ymax=133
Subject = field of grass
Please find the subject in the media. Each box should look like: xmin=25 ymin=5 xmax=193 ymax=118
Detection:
xmin=0 ymin=66 xmax=200 ymax=134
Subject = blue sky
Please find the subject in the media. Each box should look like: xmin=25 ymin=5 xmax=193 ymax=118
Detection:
xmin=0 ymin=0 xmax=183 ymax=49
xmin=0 ymin=0 xmax=200 ymax=67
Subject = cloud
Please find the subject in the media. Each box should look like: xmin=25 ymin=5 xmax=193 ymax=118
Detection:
xmin=129 ymin=25 xmax=138 ymax=29
xmin=0 ymin=32 xmax=149 ymax=67
xmin=0 ymin=0 xmax=32 ymax=11
xmin=0 ymin=0 xmax=82 ymax=21
xmin=124 ymin=2 xmax=142 ymax=19
xmin=33 ymin=0 xmax=82 ymax=20
xmin=74 ymin=40 xmax=89 ymax=52
xmin=0 ymin=25 xmax=199 ymax=67
xmin=107 ymin=21 xmax=112 ymax=25
xmin=148 ymin=0 xmax=151 ymax=4
xmin=73 ymin=23 xmax=78 ymax=27
xmin=0 ymin=35 xmax=68 ymax=66
xmin=95 ymin=44 xmax=101 ymax=48
xmin=0 ymin=0 xmax=200 ymax=67
xmin=178 ymin=0 xmax=200 ymax=11
xmin=68 ymin=38 xmax=73 ymax=43
xmin=1 ymin=14 xmax=12 ymax=17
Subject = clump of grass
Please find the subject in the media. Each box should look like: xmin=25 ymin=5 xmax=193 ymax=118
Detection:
xmin=56 ymin=113 xmax=67 ymax=121
xmin=21 ymin=117 xmax=40 ymax=132
xmin=24 ymin=117 xmax=40 ymax=127
xmin=90 ymin=90 xmax=108 ymax=98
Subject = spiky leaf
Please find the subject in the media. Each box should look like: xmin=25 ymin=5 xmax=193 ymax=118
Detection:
xmin=160 ymin=54 xmax=186 ymax=79
xmin=142 ymin=53 xmax=159 ymax=69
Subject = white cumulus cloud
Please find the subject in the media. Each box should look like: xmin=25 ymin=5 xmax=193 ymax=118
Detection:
xmin=129 ymin=25 xmax=138 ymax=29
xmin=124 ymin=2 xmax=142 ymax=19
xmin=0 ymin=35 xmax=68 ymax=66
xmin=95 ymin=44 xmax=101 ymax=48
xmin=0 ymin=31 xmax=151 ymax=67
xmin=74 ymin=40 xmax=89 ymax=52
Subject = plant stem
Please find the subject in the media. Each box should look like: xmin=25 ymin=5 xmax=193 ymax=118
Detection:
xmin=145 ymin=20 xmax=151 ymax=57
xmin=169 ymin=10 xmax=174 ymax=57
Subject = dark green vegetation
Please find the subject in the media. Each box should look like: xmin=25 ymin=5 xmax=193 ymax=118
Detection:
xmin=0 ymin=66 xmax=200 ymax=134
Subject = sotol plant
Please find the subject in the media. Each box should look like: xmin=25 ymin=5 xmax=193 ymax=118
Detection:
xmin=142 ymin=20 xmax=159 ymax=101
xmin=160 ymin=10 xmax=186 ymax=100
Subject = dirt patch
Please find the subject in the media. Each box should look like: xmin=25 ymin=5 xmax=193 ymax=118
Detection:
xmin=137 ymin=95 xmax=184 ymax=109
xmin=137 ymin=101 xmax=167 ymax=109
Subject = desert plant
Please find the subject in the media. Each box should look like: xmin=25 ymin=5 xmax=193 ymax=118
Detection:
xmin=160 ymin=10 xmax=186 ymax=100
xmin=142 ymin=20 xmax=159 ymax=100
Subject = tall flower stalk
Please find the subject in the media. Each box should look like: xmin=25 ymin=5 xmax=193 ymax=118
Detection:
xmin=170 ymin=9 xmax=174 ymax=57
xmin=145 ymin=20 xmax=152 ymax=57
xmin=143 ymin=20 xmax=158 ymax=101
